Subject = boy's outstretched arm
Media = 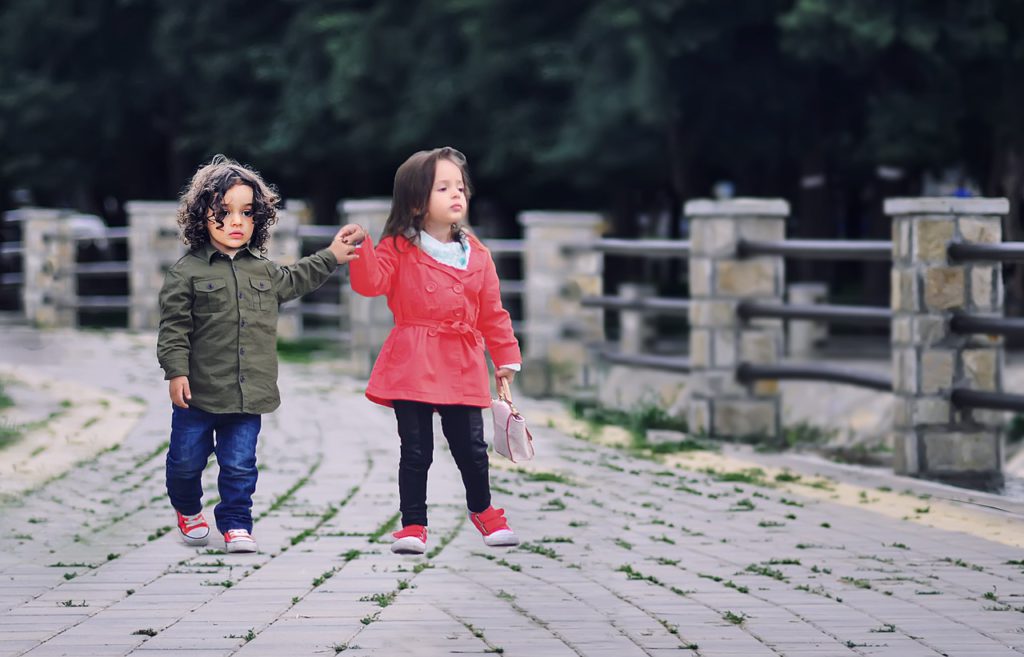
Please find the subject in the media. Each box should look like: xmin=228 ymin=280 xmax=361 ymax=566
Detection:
xmin=273 ymin=227 xmax=357 ymax=304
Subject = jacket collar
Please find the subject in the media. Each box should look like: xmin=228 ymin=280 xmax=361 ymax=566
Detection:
xmin=197 ymin=242 xmax=262 ymax=264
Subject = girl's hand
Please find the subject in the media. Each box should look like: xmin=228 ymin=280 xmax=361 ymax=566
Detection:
xmin=337 ymin=223 xmax=367 ymax=245
xmin=495 ymin=368 xmax=516 ymax=389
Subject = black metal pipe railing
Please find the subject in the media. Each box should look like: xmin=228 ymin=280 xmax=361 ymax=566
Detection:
xmin=738 ymin=302 xmax=891 ymax=326
xmin=737 ymin=362 xmax=892 ymax=392
xmin=948 ymin=242 xmax=1024 ymax=262
xmin=598 ymin=350 xmax=692 ymax=374
xmin=64 ymin=296 xmax=132 ymax=310
xmin=485 ymin=239 xmax=525 ymax=255
xmin=949 ymin=314 xmax=1024 ymax=338
xmin=71 ymin=227 xmax=130 ymax=242
xmin=951 ymin=388 xmax=1024 ymax=413
xmin=581 ymin=295 xmax=690 ymax=316
xmin=66 ymin=262 xmax=132 ymax=277
xmin=567 ymin=239 xmax=691 ymax=258
xmin=737 ymin=239 xmax=892 ymax=261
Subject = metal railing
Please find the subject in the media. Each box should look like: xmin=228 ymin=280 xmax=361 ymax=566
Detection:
xmin=737 ymin=301 xmax=891 ymax=327
xmin=737 ymin=239 xmax=892 ymax=261
xmin=580 ymin=295 xmax=690 ymax=316
xmin=737 ymin=363 xmax=892 ymax=392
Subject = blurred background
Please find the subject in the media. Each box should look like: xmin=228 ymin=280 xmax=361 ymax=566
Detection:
xmin=1 ymin=0 xmax=1022 ymax=315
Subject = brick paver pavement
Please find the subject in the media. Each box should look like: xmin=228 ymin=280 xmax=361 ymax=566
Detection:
xmin=0 ymin=328 xmax=1022 ymax=657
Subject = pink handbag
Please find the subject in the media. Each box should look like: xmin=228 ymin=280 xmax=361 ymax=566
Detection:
xmin=490 ymin=378 xmax=535 ymax=462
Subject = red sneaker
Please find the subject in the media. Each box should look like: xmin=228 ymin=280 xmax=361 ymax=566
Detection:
xmin=469 ymin=507 xmax=519 ymax=547
xmin=175 ymin=510 xmax=210 ymax=546
xmin=391 ymin=525 xmax=427 ymax=554
xmin=223 ymin=529 xmax=258 ymax=553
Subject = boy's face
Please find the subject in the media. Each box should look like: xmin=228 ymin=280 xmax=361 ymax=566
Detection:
xmin=424 ymin=158 xmax=467 ymax=231
xmin=207 ymin=183 xmax=255 ymax=256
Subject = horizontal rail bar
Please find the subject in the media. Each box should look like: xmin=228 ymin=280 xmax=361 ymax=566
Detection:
xmin=297 ymin=225 xmax=339 ymax=240
xmin=72 ymin=227 xmax=129 ymax=241
xmin=485 ymin=239 xmax=525 ymax=255
xmin=738 ymin=302 xmax=891 ymax=326
xmin=951 ymin=388 xmax=1024 ymax=413
xmin=581 ymin=295 xmax=691 ymax=316
xmin=737 ymin=239 xmax=892 ymax=261
xmin=500 ymin=280 xmax=524 ymax=296
xmin=598 ymin=350 xmax=692 ymax=373
xmin=297 ymin=303 xmax=344 ymax=318
xmin=737 ymin=362 xmax=892 ymax=392
xmin=0 ymin=273 xmax=24 ymax=286
xmin=63 ymin=296 xmax=132 ymax=310
xmin=950 ymin=314 xmax=1024 ymax=338
xmin=948 ymin=242 xmax=1024 ymax=262
xmin=1 ymin=243 xmax=23 ymax=256
xmin=565 ymin=239 xmax=691 ymax=258
xmin=67 ymin=262 xmax=131 ymax=276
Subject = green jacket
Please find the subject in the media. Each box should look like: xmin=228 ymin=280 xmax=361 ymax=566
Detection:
xmin=157 ymin=242 xmax=339 ymax=414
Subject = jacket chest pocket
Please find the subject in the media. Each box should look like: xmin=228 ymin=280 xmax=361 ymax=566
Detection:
xmin=194 ymin=278 xmax=227 ymax=314
xmin=249 ymin=277 xmax=274 ymax=312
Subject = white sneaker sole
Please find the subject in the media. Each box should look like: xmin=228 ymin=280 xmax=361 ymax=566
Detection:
xmin=180 ymin=530 xmax=210 ymax=547
xmin=391 ymin=537 xmax=427 ymax=555
xmin=483 ymin=529 xmax=519 ymax=547
xmin=225 ymin=540 xmax=258 ymax=553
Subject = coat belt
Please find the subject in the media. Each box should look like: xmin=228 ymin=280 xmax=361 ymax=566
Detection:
xmin=399 ymin=319 xmax=483 ymax=347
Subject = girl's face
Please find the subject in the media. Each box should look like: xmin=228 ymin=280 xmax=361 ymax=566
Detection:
xmin=423 ymin=158 xmax=467 ymax=234
xmin=207 ymin=183 xmax=255 ymax=255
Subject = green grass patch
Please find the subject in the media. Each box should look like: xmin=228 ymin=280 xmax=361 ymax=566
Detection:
xmin=277 ymin=337 xmax=344 ymax=363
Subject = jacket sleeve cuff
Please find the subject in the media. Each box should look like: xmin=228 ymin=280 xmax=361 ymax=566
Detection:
xmin=163 ymin=363 xmax=189 ymax=380
xmin=498 ymin=363 xmax=521 ymax=372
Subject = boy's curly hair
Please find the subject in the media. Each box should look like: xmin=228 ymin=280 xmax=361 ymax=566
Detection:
xmin=176 ymin=155 xmax=280 ymax=253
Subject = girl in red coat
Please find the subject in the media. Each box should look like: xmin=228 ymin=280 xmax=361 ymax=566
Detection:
xmin=338 ymin=147 xmax=521 ymax=554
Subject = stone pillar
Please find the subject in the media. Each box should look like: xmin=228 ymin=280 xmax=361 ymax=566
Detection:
xmin=888 ymin=197 xmax=1007 ymax=489
xmin=20 ymin=208 xmax=76 ymax=328
xmin=518 ymin=211 xmax=605 ymax=397
xmin=787 ymin=282 xmax=828 ymax=357
xmin=126 ymin=202 xmax=185 ymax=330
xmin=266 ymin=200 xmax=311 ymax=340
xmin=686 ymin=199 xmax=787 ymax=439
xmin=618 ymin=283 xmax=655 ymax=355
xmin=338 ymin=198 xmax=392 ymax=377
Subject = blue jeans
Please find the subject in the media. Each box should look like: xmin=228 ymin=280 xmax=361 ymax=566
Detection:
xmin=166 ymin=405 xmax=261 ymax=534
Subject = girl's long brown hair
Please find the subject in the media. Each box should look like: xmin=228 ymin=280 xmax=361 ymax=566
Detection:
xmin=381 ymin=147 xmax=473 ymax=247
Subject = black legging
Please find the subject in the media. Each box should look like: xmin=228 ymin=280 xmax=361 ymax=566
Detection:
xmin=392 ymin=400 xmax=491 ymax=527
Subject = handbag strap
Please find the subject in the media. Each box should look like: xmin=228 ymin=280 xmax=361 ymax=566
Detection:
xmin=498 ymin=377 xmax=519 ymax=415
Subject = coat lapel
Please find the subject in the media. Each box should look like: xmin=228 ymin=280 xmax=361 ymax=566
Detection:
xmin=412 ymin=239 xmax=486 ymax=282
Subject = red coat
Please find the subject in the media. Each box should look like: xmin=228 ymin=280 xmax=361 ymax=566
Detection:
xmin=349 ymin=233 xmax=521 ymax=408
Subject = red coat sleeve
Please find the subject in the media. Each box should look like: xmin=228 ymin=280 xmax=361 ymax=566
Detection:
xmin=477 ymin=248 xmax=521 ymax=367
xmin=349 ymin=235 xmax=398 ymax=297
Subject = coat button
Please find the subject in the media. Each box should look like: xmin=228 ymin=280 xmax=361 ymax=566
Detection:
xmin=428 ymin=327 xmax=438 ymax=337
xmin=207 ymin=283 xmax=213 ymax=290
xmin=426 ymin=282 xmax=437 ymax=292
xmin=454 ymin=309 xmax=464 ymax=318
xmin=453 ymin=283 xmax=464 ymax=294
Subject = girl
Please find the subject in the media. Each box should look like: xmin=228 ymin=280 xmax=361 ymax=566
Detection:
xmin=339 ymin=147 xmax=521 ymax=554
xmin=158 ymin=155 xmax=359 ymax=553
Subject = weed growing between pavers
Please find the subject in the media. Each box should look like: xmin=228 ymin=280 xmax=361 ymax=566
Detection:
xmin=744 ymin=564 xmax=787 ymax=581
xmin=941 ymin=556 xmax=985 ymax=571
xmin=132 ymin=628 xmax=158 ymax=636
xmin=147 ymin=526 xmax=171 ymax=541
xmin=256 ymin=457 xmax=322 ymax=520
xmin=368 ymin=511 xmax=400 ymax=543
xmin=795 ymin=584 xmax=843 ymax=602
xmin=56 ymin=599 xmax=88 ymax=607
xmin=840 ymin=576 xmax=872 ymax=589
xmin=511 ymin=468 xmax=576 ymax=485
xmin=517 ymin=542 xmax=560 ymax=559
xmin=722 ymin=610 xmax=748 ymax=624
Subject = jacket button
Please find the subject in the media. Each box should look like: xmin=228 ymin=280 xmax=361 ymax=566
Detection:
xmin=207 ymin=283 xmax=213 ymax=290
xmin=239 ymin=374 xmax=246 ymax=383
xmin=238 ymin=292 xmax=244 ymax=299
xmin=426 ymin=282 xmax=437 ymax=292
xmin=240 ymin=319 xmax=246 ymax=328
xmin=428 ymin=327 xmax=438 ymax=337
xmin=239 ymin=347 xmax=245 ymax=356
xmin=453 ymin=284 xmax=464 ymax=294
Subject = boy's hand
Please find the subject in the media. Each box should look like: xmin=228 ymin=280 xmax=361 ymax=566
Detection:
xmin=169 ymin=376 xmax=191 ymax=408
xmin=328 ymin=233 xmax=358 ymax=265
xmin=338 ymin=223 xmax=367 ymax=245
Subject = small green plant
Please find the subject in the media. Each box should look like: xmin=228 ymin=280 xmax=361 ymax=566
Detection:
xmin=745 ymin=564 xmax=786 ymax=581
xmin=870 ymin=623 xmax=896 ymax=633
xmin=841 ymin=577 xmax=872 ymax=589
xmin=147 ymin=526 xmax=172 ymax=541
xmin=312 ymin=568 xmax=337 ymax=587
xmin=722 ymin=610 xmax=748 ymax=625
xmin=758 ymin=520 xmax=785 ymax=528
xmin=57 ymin=600 xmax=88 ymax=607
xmin=276 ymin=337 xmax=343 ymax=363
xmin=132 ymin=628 xmax=158 ymax=637
xmin=614 ymin=538 xmax=633 ymax=550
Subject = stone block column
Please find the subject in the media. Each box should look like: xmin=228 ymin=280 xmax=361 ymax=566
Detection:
xmin=787 ymin=282 xmax=828 ymax=357
xmin=686 ymin=199 xmax=787 ymax=439
xmin=888 ymin=197 xmax=1008 ymax=489
xmin=126 ymin=202 xmax=185 ymax=330
xmin=518 ymin=211 xmax=605 ymax=396
xmin=618 ymin=283 xmax=655 ymax=355
xmin=265 ymin=200 xmax=311 ymax=339
xmin=338 ymin=198 xmax=392 ymax=377
xmin=20 ymin=208 xmax=76 ymax=328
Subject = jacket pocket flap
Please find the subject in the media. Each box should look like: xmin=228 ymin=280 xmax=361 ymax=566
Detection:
xmin=195 ymin=278 xmax=226 ymax=292
xmin=249 ymin=277 xmax=273 ymax=292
